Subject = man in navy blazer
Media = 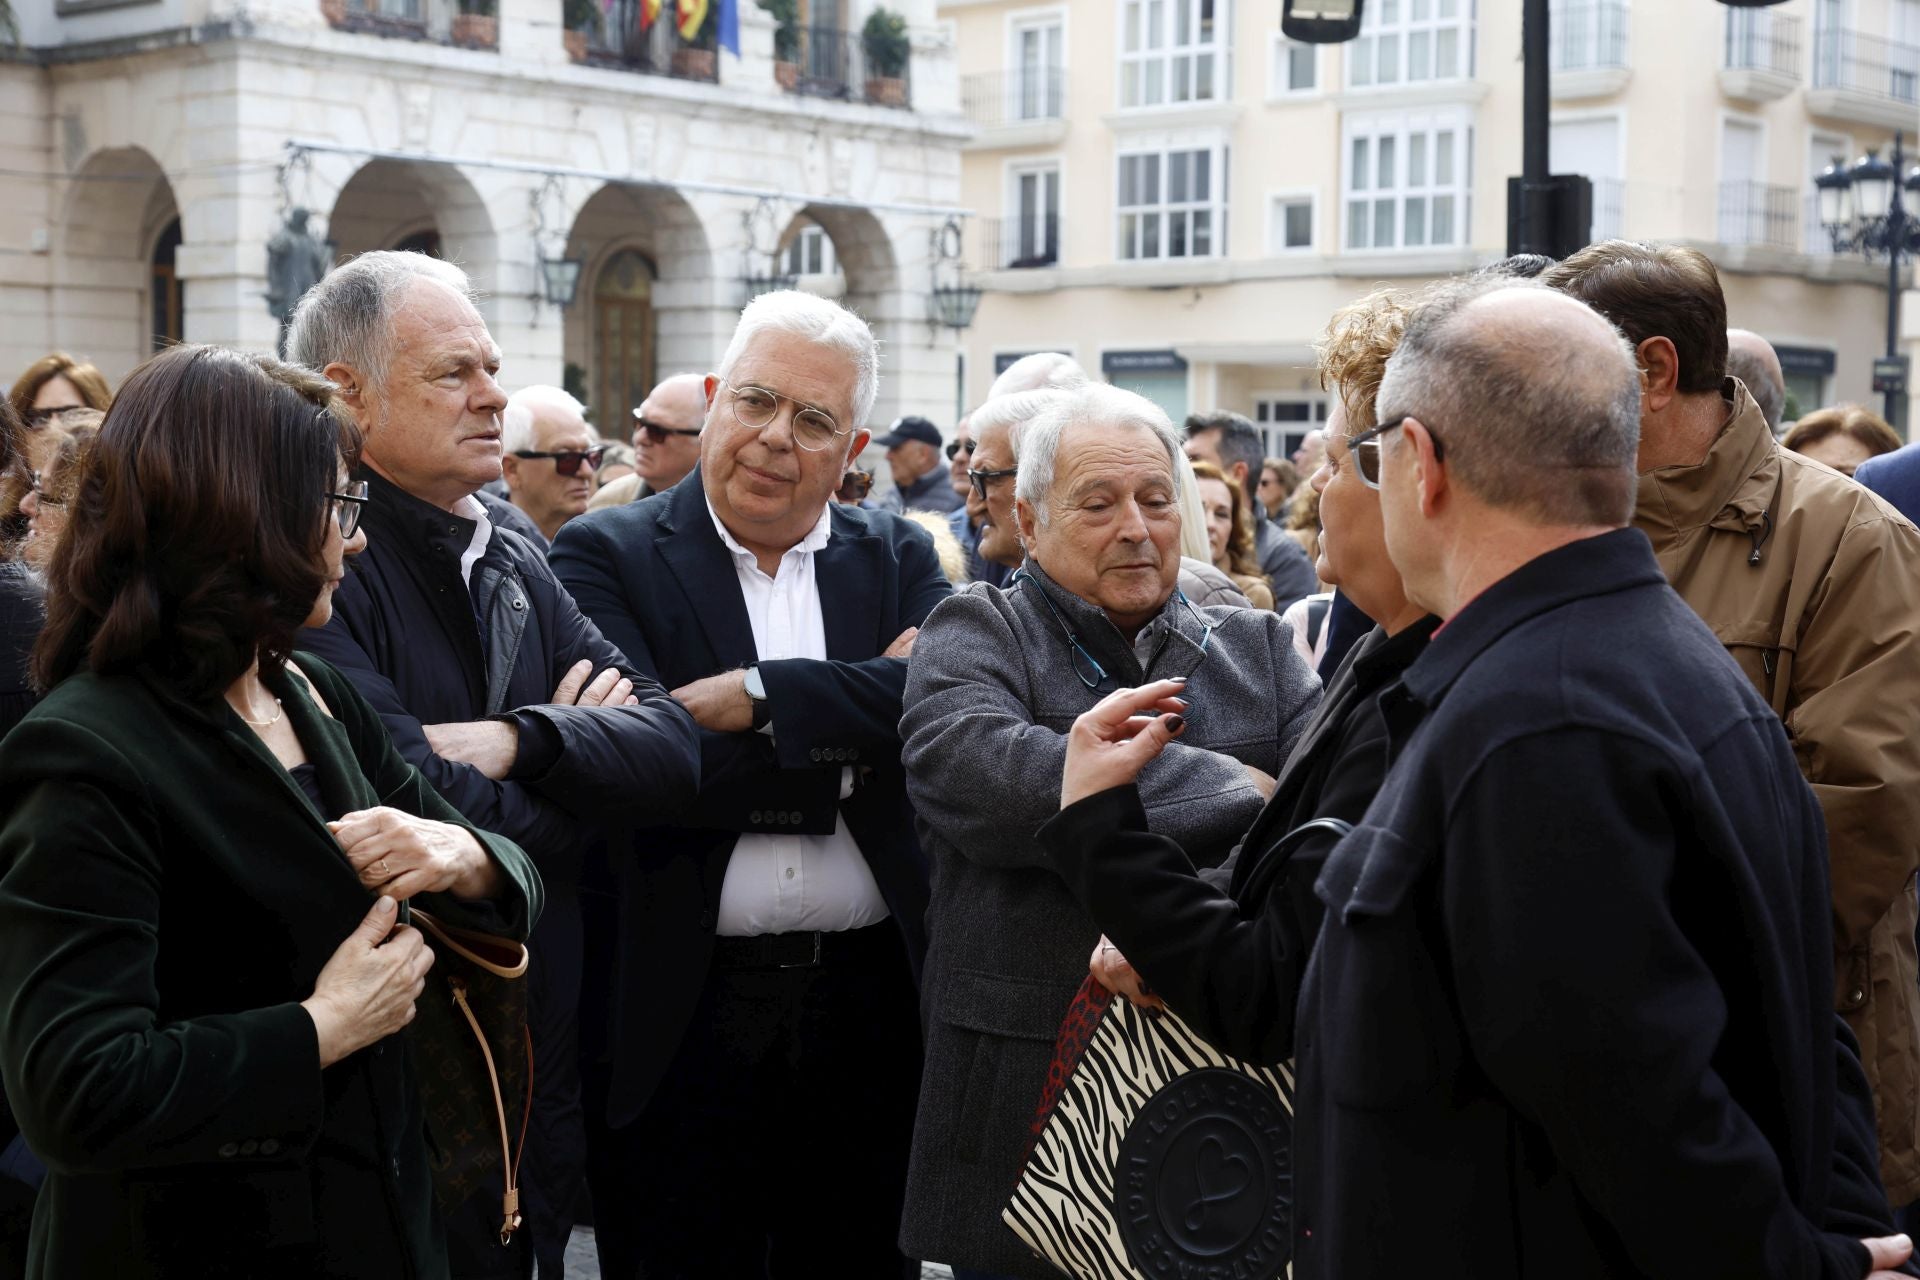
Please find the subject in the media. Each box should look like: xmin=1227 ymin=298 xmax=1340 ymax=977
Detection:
xmin=550 ymin=291 xmax=950 ymax=1279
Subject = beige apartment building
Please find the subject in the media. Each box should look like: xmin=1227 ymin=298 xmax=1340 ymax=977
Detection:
xmin=944 ymin=0 xmax=1920 ymax=455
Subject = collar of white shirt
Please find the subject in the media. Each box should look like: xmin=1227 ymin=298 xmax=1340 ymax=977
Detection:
xmin=453 ymin=494 xmax=493 ymax=587
xmin=705 ymin=497 xmax=834 ymax=571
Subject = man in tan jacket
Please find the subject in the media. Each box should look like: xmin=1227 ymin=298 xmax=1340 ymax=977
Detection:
xmin=1547 ymin=241 xmax=1920 ymax=1212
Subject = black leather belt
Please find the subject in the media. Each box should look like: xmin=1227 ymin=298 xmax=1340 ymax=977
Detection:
xmin=711 ymin=924 xmax=893 ymax=971
xmin=713 ymin=930 xmax=828 ymax=970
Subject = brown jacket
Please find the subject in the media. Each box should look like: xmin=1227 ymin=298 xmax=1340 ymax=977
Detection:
xmin=1637 ymin=379 xmax=1920 ymax=1203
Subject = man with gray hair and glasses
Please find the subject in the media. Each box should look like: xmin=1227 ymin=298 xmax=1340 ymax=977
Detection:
xmin=550 ymin=290 xmax=950 ymax=1277
xmin=1047 ymin=276 xmax=1910 ymax=1277
xmin=289 ymin=250 xmax=700 ymax=1280
xmin=898 ymin=381 xmax=1319 ymax=1280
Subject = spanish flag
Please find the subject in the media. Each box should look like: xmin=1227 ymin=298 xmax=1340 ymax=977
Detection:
xmin=675 ymin=0 xmax=707 ymax=40
xmin=638 ymin=0 xmax=660 ymax=30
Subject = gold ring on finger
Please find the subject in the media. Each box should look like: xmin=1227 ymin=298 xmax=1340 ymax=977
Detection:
xmin=373 ymin=858 xmax=390 ymax=878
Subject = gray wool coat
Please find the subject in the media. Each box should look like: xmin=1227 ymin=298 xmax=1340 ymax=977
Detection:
xmin=897 ymin=559 xmax=1322 ymax=1278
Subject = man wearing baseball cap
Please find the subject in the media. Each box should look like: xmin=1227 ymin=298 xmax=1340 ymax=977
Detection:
xmin=877 ymin=415 xmax=964 ymax=515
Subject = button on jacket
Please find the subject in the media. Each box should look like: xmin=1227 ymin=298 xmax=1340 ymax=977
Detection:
xmin=1637 ymin=380 xmax=1920 ymax=1203
xmin=1146 ymin=529 xmax=1871 ymax=1280
xmin=898 ymin=561 xmax=1320 ymax=1278
xmin=0 ymin=655 xmax=541 ymax=1280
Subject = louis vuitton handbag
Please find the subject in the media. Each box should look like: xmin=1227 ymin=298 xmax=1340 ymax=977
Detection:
xmin=1002 ymin=819 xmax=1350 ymax=1280
xmin=408 ymin=908 xmax=535 ymax=1247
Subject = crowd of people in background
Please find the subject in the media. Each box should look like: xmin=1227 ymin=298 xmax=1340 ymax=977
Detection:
xmin=4 ymin=236 xmax=1920 ymax=1280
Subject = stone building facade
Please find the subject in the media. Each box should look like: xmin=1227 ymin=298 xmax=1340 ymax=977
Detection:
xmin=3 ymin=0 xmax=972 ymax=433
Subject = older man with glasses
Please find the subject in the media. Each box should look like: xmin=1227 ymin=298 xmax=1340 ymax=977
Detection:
xmin=500 ymin=385 xmax=604 ymax=546
xmin=897 ymin=381 xmax=1320 ymax=1280
xmin=550 ymin=290 xmax=951 ymax=1278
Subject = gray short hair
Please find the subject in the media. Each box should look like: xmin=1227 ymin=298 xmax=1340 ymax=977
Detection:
xmin=501 ymin=385 xmax=588 ymax=455
xmin=989 ymin=352 xmax=1089 ymax=398
xmin=716 ymin=290 xmax=879 ymax=429
xmin=971 ymin=388 xmax=1070 ymax=461
xmin=1014 ymin=383 xmax=1183 ymax=523
xmin=286 ymin=251 xmax=475 ymax=391
xmin=1377 ymin=277 xmax=1642 ymax=525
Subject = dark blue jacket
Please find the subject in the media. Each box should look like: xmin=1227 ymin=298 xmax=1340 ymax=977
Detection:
xmin=1854 ymin=442 xmax=1920 ymax=526
xmin=299 ymin=469 xmax=699 ymax=870
xmin=1046 ymin=529 xmax=1888 ymax=1279
xmin=549 ymin=473 xmax=952 ymax=1126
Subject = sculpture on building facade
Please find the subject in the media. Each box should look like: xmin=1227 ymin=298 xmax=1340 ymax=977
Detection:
xmin=266 ymin=207 xmax=332 ymax=353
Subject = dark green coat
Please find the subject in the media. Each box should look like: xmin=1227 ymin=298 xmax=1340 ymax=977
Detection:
xmin=0 ymin=653 xmax=542 ymax=1280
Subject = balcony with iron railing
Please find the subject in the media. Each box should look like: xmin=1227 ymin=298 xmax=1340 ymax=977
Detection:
xmin=1810 ymin=27 xmax=1920 ymax=128
xmin=1721 ymin=8 xmax=1801 ymax=101
xmin=1718 ymin=181 xmax=1799 ymax=252
xmin=976 ymin=215 xmax=1060 ymax=271
xmin=566 ymin=0 xmax=720 ymax=81
xmin=775 ymin=24 xmax=914 ymax=108
xmin=1551 ymin=1 xmax=1630 ymax=97
xmin=961 ymin=68 xmax=1069 ymax=140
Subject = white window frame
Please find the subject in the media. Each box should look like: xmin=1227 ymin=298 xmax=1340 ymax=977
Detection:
xmin=1267 ymin=31 xmax=1320 ymax=98
xmin=1549 ymin=107 xmax=1627 ymax=242
xmin=1345 ymin=0 xmax=1475 ymax=91
xmin=1251 ymin=394 xmax=1332 ymax=458
xmin=1115 ymin=141 xmax=1231 ymax=261
xmin=782 ymin=223 xmax=837 ymax=278
xmin=1005 ymin=6 xmax=1068 ymax=121
xmin=1117 ymin=0 xmax=1233 ymax=110
xmin=1264 ymin=188 xmax=1317 ymax=254
xmin=1004 ymin=156 xmax=1064 ymax=268
xmin=1340 ymin=108 xmax=1474 ymax=253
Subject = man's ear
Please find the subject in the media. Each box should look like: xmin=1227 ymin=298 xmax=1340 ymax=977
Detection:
xmin=704 ymin=375 xmax=720 ymax=411
xmin=1015 ymin=495 xmax=1040 ymax=548
xmin=1229 ymin=459 xmax=1250 ymax=491
xmin=845 ymin=430 xmax=872 ymax=471
xmin=323 ymin=362 xmax=368 ymax=418
xmin=1636 ymin=337 xmax=1682 ymax=415
xmin=499 ymin=454 xmax=521 ymax=487
xmin=1407 ymin=417 xmax=1448 ymax=518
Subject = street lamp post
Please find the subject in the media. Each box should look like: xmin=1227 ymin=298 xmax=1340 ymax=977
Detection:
xmin=1816 ymin=133 xmax=1920 ymax=426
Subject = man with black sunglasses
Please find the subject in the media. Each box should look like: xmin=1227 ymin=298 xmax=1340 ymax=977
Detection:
xmin=501 ymin=385 xmax=604 ymax=545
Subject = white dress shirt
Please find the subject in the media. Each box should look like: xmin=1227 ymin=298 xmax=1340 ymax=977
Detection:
xmin=706 ymin=500 xmax=891 ymax=937
xmin=454 ymin=494 xmax=493 ymax=586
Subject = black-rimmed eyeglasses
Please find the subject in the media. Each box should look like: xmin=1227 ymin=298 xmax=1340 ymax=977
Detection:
xmin=330 ymin=481 xmax=369 ymax=538
xmin=24 ymin=470 xmax=66 ymax=507
xmin=1347 ymin=415 xmax=1446 ymax=490
xmin=634 ymin=418 xmax=703 ymax=444
xmin=513 ymin=446 xmax=608 ymax=477
xmin=945 ymin=438 xmax=974 ymax=461
xmin=720 ymin=380 xmax=850 ymax=453
xmin=967 ymin=466 xmax=1018 ymax=502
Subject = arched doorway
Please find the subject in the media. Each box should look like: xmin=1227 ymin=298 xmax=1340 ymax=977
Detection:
xmin=326 ymin=158 xmax=497 ymax=294
xmin=562 ymin=183 xmax=714 ymax=432
xmin=149 ymin=218 xmax=183 ymax=351
xmin=56 ymin=147 xmax=182 ymax=382
xmin=593 ymin=249 xmax=657 ymax=432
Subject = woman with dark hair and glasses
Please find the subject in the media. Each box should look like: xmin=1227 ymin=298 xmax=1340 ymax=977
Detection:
xmin=0 ymin=344 xmax=540 ymax=1280
xmin=15 ymin=408 xmax=100 ymax=574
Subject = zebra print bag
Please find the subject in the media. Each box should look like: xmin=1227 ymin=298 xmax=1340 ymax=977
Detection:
xmin=1003 ymin=975 xmax=1294 ymax=1280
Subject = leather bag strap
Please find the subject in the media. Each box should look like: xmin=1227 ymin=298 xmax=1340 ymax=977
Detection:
xmin=448 ymin=975 xmax=530 ymax=1245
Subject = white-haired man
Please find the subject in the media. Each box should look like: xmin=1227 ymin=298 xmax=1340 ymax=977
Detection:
xmin=288 ymin=250 xmax=700 ymax=1280
xmin=550 ymin=290 xmax=952 ymax=1278
xmin=501 ymin=385 xmax=603 ymax=545
xmin=897 ymin=382 xmax=1321 ymax=1279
